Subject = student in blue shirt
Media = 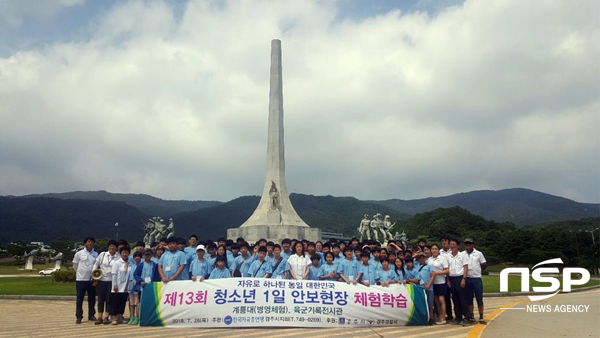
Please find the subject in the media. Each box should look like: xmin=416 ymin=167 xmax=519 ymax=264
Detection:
xmin=184 ymin=235 xmax=198 ymax=258
xmin=190 ymin=245 xmax=211 ymax=282
xmin=176 ymin=238 xmax=191 ymax=280
xmin=377 ymin=258 xmax=398 ymax=287
xmin=394 ymin=257 xmax=406 ymax=283
xmin=338 ymin=247 xmax=360 ymax=285
xmin=319 ymin=252 xmax=337 ymax=281
xmin=158 ymin=237 xmax=188 ymax=283
xmin=249 ymin=247 xmax=272 ymax=278
xmin=134 ymin=249 xmax=159 ymax=288
xmin=358 ymin=251 xmax=376 ymax=287
xmin=404 ymin=257 xmax=420 ymax=285
xmin=416 ymin=252 xmax=435 ymax=324
xmin=269 ymin=244 xmax=288 ymax=279
xmin=307 ymin=254 xmax=322 ymax=281
xmin=209 ymin=256 xmax=231 ymax=279
xmin=231 ymin=243 xmax=254 ymax=277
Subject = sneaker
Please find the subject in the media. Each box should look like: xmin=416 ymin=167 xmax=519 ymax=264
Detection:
xmin=76 ymin=318 xmax=82 ymax=324
xmin=462 ymin=319 xmax=473 ymax=326
xmin=435 ymin=320 xmax=447 ymax=325
xmin=428 ymin=318 xmax=434 ymax=325
xmin=111 ymin=320 xmax=118 ymax=325
xmin=95 ymin=318 xmax=103 ymax=325
xmin=103 ymin=318 xmax=110 ymax=325
xmin=452 ymin=319 xmax=462 ymax=325
xmin=133 ymin=317 xmax=139 ymax=325
xmin=469 ymin=317 xmax=477 ymax=323
xmin=127 ymin=318 xmax=134 ymax=324
xmin=119 ymin=319 xmax=128 ymax=324
xmin=446 ymin=316 xmax=453 ymax=322
xmin=88 ymin=316 xmax=97 ymax=321
xmin=479 ymin=319 xmax=487 ymax=325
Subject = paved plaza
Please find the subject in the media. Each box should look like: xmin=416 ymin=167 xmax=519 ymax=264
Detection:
xmin=2 ymin=290 xmax=598 ymax=338
xmin=0 ymin=294 xmax=529 ymax=338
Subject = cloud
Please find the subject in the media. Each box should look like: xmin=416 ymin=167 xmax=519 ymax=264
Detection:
xmin=0 ymin=0 xmax=85 ymax=27
xmin=0 ymin=0 xmax=598 ymax=203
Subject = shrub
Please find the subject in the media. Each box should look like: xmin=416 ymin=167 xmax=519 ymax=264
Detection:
xmin=52 ymin=269 xmax=76 ymax=283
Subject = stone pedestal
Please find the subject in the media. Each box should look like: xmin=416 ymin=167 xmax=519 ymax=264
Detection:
xmin=228 ymin=225 xmax=321 ymax=244
xmin=24 ymin=256 xmax=33 ymax=270
xmin=54 ymin=260 xmax=62 ymax=270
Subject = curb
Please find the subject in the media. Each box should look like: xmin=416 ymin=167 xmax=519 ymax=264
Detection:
xmin=1 ymin=284 xmax=599 ymax=301
xmin=482 ymin=284 xmax=600 ymax=297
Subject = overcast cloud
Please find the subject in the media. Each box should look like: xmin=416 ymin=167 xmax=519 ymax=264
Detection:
xmin=0 ymin=0 xmax=598 ymax=203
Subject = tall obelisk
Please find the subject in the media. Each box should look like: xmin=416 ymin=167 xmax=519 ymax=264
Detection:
xmin=227 ymin=40 xmax=321 ymax=243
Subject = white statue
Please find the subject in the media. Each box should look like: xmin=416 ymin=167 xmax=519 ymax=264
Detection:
xmin=269 ymin=181 xmax=279 ymax=210
xmin=370 ymin=214 xmax=380 ymax=242
xmin=358 ymin=214 xmax=371 ymax=242
xmin=143 ymin=219 xmax=155 ymax=244
xmin=164 ymin=218 xmax=175 ymax=238
xmin=382 ymin=215 xmax=394 ymax=243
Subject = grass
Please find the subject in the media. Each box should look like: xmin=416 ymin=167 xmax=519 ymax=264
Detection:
xmin=482 ymin=275 xmax=600 ymax=293
xmin=0 ymin=276 xmax=75 ymax=295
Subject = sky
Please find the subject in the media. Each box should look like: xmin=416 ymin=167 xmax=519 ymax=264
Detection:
xmin=0 ymin=0 xmax=598 ymax=203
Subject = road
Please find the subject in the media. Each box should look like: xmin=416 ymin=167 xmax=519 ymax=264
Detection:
xmin=481 ymin=289 xmax=600 ymax=338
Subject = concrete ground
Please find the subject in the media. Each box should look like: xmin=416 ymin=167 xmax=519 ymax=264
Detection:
xmin=481 ymin=289 xmax=600 ymax=338
xmin=0 ymin=295 xmax=529 ymax=338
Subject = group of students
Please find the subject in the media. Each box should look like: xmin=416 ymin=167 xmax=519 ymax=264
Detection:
xmin=73 ymin=234 xmax=487 ymax=327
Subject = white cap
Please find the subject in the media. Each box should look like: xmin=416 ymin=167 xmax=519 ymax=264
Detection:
xmin=196 ymin=244 xmax=206 ymax=251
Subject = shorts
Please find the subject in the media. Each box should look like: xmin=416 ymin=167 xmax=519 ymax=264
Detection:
xmin=128 ymin=293 xmax=139 ymax=306
xmin=433 ymin=283 xmax=447 ymax=296
xmin=465 ymin=277 xmax=484 ymax=306
xmin=426 ymin=288 xmax=434 ymax=309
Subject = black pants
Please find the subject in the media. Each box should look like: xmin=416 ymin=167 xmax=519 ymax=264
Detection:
xmin=449 ymin=276 xmax=470 ymax=320
xmin=96 ymin=280 xmax=112 ymax=314
xmin=110 ymin=292 xmax=128 ymax=316
xmin=444 ymin=282 xmax=452 ymax=318
xmin=75 ymin=281 xmax=96 ymax=319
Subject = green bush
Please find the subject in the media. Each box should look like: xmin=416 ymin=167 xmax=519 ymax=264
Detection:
xmin=52 ymin=269 xmax=76 ymax=283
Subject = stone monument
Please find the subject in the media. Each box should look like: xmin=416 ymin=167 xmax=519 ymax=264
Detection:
xmin=143 ymin=217 xmax=175 ymax=245
xmin=227 ymin=40 xmax=321 ymax=243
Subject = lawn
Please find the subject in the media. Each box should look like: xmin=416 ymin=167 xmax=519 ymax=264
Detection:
xmin=0 ymin=263 xmax=58 ymax=275
xmin=0 ymin=276 xmax=75 ymax=295
xmin=482 ymin=275 xmax=600 ymax=293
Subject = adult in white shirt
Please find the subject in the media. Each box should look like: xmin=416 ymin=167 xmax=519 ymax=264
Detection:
xmin=110 ymin=246 xmax=131 ymax=325
xmin=447 ymin=239 xmax=469 ymax=325
xmin=72 ymin=236 xmax=98 ymax=324
xmin=92 ymin=239 xmax=119 ymax=325
xmin=463 ymin=238 xmax=487 ymax=324
xmin=287 ymin=242 xmax=310 ymax=280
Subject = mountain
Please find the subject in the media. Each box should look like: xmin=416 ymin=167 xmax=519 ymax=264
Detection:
xmin=172 ymin=194 xmax=410 ymax=240
xmin=0 ymin=196 xmax=146 ymax=244
xmin=20 ymin=190 xmax=222 ymax=217
xmin=367 ymin=188 xmax=599 ymax=226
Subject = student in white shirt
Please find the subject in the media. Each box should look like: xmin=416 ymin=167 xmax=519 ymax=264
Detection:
xmin=110 ymin=246 xmax=131 ymax=325
xmin=72 ymin=236 xmax=98 ymax=324
xmin=287 ymin=242 xmax=310 ymax=280
xmin=447 ymin=238 xmax=470 ymax=325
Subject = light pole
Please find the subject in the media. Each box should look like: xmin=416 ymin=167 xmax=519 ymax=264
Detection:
xmin=115 ymin=222 xmax=119 ymax=240
xmin=585 ymin=228 xmax=599 ymax=245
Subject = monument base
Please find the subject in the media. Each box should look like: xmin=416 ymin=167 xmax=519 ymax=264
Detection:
xmin=228 ymin=226 xmax=322 ymax=244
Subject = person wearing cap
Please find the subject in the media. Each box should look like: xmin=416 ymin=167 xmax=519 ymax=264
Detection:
xmin=158 ymin=237 xmax=188 ymax=283
xmin=447 ymin=238 xmax=470 ymax=326
xmin=463 ymin=238 xmax=487 ymax=324
xmin=190 ymin=245 xmax=210 ymax=282
xmin=208 ymin=256 xmax=231 ymax=279
xmin=134 ymin=249 xmax=159 ymax=291
xmin=249 ymin=246 xmax=272 ymax=278
xmin=416 ymin=252 xmax=435 ymax=325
